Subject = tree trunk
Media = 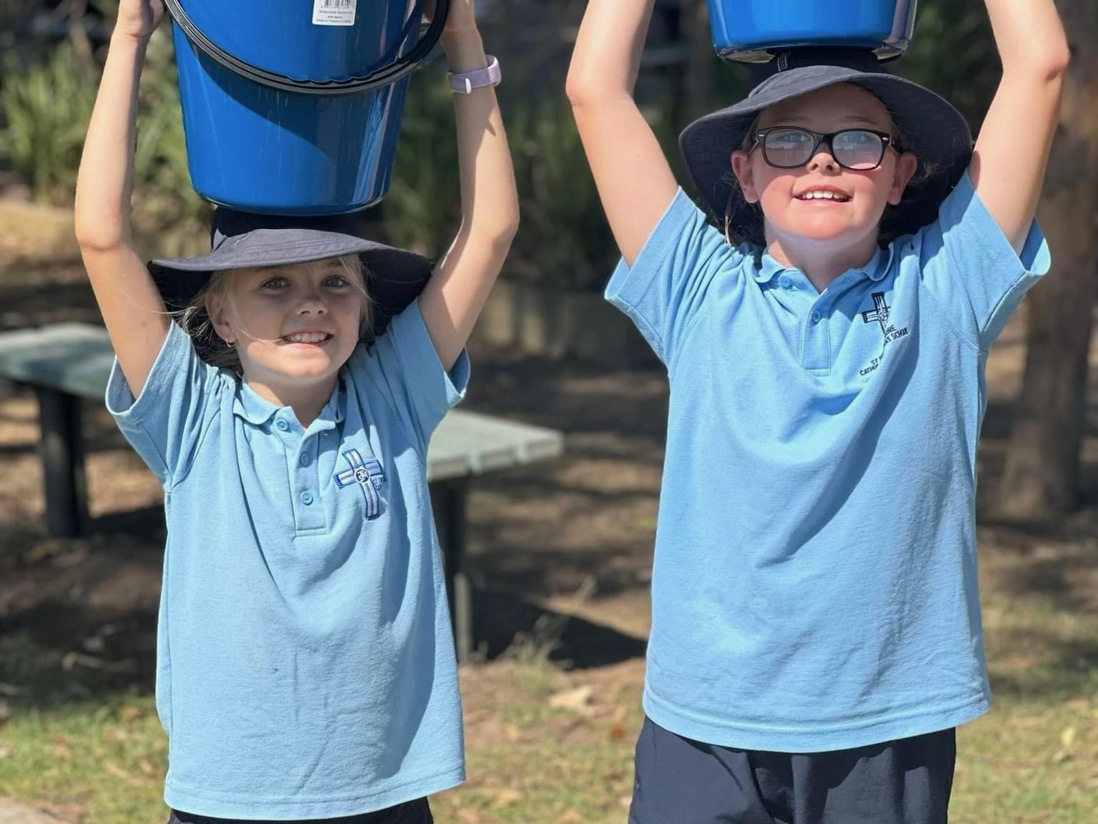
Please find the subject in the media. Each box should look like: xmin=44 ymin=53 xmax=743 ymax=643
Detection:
xmin=994 ymin=0 xmax=1098 ymax=521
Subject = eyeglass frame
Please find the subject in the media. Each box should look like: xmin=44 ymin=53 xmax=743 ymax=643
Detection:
xmin=751 ymin=127 xmax=902 ymax=171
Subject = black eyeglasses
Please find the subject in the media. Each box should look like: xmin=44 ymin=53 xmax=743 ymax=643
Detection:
xmin=753 ymin=127 xmax=898 ymax=171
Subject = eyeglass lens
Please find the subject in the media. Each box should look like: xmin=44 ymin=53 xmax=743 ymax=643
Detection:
xmin=761 ymin=128 xmax=886 ymax=170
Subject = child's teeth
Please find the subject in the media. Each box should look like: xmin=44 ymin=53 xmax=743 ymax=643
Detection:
xmin=287 ymin=332 xmax=326 ymax=343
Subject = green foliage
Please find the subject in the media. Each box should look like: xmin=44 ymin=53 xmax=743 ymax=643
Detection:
xmin=893 ymin=0 xmax=998 ymax=131
xmin=0 ymin=44 xmax=96 ymax=204
xmin=383 ymin=65 xmax=463 ymax=258
xmin=507 ymin=92 xmax=619 ymax=292
xmin=384 ymin=68 xmax=622 ymax=292
xmin=129 ymin=26 xmax=210 ymax=249
xmin=0 ymin=4 xmax=207 ymax=244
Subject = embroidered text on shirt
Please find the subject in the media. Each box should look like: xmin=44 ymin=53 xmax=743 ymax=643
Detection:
xmin=859 ymin=291 xmax=910 ymax=376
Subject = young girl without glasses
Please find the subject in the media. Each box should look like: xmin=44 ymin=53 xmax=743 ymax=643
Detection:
xmin=74 ymin=0 xmax=517 ymax=821
xmin=567 ymin=1 xmax=1067 ymax=822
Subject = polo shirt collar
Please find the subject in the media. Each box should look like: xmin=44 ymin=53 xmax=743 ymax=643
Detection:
xmin=751 ymin=244 xmax=894 ymax=283
xmin=232 ymin=377 xmax=347 ymax=426
xmin=753 ymin=249 xmax=788 ymax=283
xmin=233 ymin=381 xmax=279 ymax=426
xmin=865 ymin=243 xmax=895 ymax=282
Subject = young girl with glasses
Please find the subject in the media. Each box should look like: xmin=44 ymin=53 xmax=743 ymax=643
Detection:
xmin=567 ymin=1 xmax=1067 ymax=822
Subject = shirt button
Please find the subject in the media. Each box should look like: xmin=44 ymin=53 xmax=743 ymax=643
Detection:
xmin=779 ymin=275 xmax=794 ymax=290
xmin=276 ymin=419 xmax=290 ymax=432
xmin=300 ymin=491 xmax=314 ymax=505
xmin=811 ymin=310 xmax=823 ymax=324
xmin=299 ymin=453 xmax=312 ymax=467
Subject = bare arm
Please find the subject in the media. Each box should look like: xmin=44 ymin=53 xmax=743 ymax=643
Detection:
xmin=970 ymin=0 xmax=1069 ymax=253
xmin=565 ymin=0 xmax=679 ymax=267
xmin=419 ymin=0 xmax=520 ymax=371
xmin=74 ymin=0 xmax=170 ymax=396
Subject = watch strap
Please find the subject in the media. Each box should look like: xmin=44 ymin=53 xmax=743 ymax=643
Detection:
xmin=448 ymin=55 xmax=501 ymax=94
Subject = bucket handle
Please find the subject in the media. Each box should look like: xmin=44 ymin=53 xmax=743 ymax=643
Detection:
xmin=162 ymin=0 xmax=450 ymax=95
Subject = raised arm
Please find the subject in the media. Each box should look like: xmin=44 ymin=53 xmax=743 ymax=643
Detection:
xmin=418 ymin=0 xmax=520 ymax=371
xmin=969 ymin=0 xmax=1069 ymax=252
xmin=74 ymin=0 xmax=170 ymax=396
xmin=565 ymin=0 xmax=679 ymax=266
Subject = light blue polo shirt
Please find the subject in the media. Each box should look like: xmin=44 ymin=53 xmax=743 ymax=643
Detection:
xmin=107 ymin=301 xmax=468 ymax=818
xmin=607 ymin=172 xmax=1049 ymax=752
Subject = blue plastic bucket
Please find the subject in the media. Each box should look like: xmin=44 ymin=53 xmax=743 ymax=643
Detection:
xmin=708 ymin=0 xmax=918 ymax=63
xmin=164 ymin=0 xmax=447 ymax=215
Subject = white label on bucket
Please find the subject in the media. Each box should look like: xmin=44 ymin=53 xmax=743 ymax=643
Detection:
xmin=313 ymin=0 xmax=356 ymax=26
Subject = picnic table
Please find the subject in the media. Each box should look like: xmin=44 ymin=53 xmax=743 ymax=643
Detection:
xmin=0 ymin=322 xmax=564 ymax=661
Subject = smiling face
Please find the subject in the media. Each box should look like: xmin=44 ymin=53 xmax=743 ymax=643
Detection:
xmin=730 ymin=84 xmax=919 ymax=277
xmin=206 ymin=256 xmax=368 ymax=406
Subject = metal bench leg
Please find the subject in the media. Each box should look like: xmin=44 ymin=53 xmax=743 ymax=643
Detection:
xmin=431 ymin=480 xmax=472 ymax=663
xmin=36 ymin=388 xmax=88 ymax=538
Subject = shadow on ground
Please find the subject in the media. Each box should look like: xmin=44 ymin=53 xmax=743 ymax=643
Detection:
xmin=469 ymin=589 xmax=648 ymax=668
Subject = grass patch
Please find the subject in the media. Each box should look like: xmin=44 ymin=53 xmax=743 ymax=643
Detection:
xmin=946 ymin=560 xmax=1098 ymax=824
xmin=953 ymin=702 xmax=1098 ymax=824
xmin=1 ymin=536 xmax=1095 ymax=824
xmin=1 ymin=630 xmax=1096 ymax=823
xmin=0 ymin=630 xmax=164 ymax=822
xmin=433 ymin=659 xmax=641 ymax=824
xmin=0 ymin=696 xmax=165 ymax=824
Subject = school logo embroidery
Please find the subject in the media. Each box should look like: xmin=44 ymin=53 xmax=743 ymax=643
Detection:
xmin=861 ymin=292 xmax=891 ymax=333
xmin=858 ymin=291 xmax=910 ymax=377
xmin=334 ymin=450 xmax=385 ymax=520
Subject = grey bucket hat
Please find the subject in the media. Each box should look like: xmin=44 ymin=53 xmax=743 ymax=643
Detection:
xmin=679 ymin=48 xmax=973 ymax=241
xmin=150 ymin=208 xmax=434 ymax=341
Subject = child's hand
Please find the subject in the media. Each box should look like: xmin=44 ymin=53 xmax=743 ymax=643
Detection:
xmin=423 ymin=0 xmax=477 ymax=34
xmin=114 ymin=0 xmax=165 ymax=41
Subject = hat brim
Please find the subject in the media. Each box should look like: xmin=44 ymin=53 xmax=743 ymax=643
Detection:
xmin=150 ymin=227 xmax=433 ymax=340
xmin=679 ymin=65 xmax=973 ymax=241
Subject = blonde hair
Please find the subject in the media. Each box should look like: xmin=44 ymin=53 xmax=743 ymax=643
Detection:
xmin=178 ymin=254 xmax=373 ymax=375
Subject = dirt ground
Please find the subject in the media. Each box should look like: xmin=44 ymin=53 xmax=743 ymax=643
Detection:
xmin=1 ymin=211 xmax=1098 ymax=821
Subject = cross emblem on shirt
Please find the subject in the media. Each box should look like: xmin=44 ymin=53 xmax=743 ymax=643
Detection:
xmin=861 ymin=291 xmax=891 ymax=334
xmin=334 ymin=450 xmax=385 ymax=520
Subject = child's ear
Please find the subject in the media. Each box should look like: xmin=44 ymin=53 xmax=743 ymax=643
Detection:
xmin=889 ymin=152 xmax=920 ymax=205
xmin=731 ymin=151 xmax=760 ymax=204
xmin=205 ymin=291 xmax=235 ymax=345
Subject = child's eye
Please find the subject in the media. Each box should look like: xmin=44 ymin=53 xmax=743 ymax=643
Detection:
xmin=324 ymin=275 xmax=350 ymax=288
xmin=772 ymin=130 xmax=811 ymax=147
xmin=261 ymin=277 xmax=288 ymax=289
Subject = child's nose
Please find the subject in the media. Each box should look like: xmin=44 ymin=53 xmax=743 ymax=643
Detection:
xmin=807 ymin=149 xmax=840 ymax=172
xmin=295 ymin=290 xmax=327 ymax=314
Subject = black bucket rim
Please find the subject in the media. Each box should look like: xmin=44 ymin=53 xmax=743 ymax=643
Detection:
xmin=163 ymin=0 xmax=450 ymax=96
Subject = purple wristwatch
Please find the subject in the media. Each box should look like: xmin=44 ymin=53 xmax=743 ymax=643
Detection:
xmin=448 ymin=55 xmax=502 ymax=94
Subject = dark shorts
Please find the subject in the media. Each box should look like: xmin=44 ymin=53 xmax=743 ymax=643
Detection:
xmin=629 ymin=717 xmax=956 ymax=824
xmin=168 ymin=798 xmax=432 ymax=824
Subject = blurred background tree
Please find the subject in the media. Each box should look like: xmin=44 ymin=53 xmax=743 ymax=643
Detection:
xmin=994 ymin=0 xmax=1098 ymax=520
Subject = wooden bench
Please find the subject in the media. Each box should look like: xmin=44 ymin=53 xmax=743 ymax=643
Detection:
xmin=0 ymin=322 xmax=564 ymax=661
